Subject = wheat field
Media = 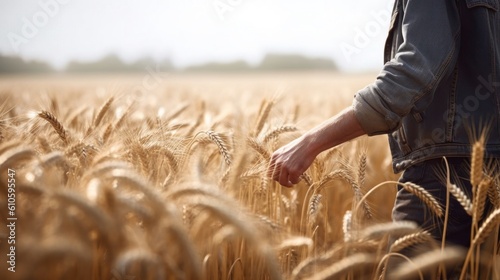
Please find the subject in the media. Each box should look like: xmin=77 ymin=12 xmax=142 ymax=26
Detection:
xmin=0 ymin=73 xmax=498 ymax=280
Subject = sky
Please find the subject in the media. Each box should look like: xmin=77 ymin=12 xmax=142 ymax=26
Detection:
xmin=0 ymin=0 xmax=394 ymax=72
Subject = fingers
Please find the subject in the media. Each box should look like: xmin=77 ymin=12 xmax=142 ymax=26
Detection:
xmin=278 ymin=167 xmax=292 ymax=187
xmin=289 ymin=175 xmax=302 ymax=185
xmin=268 ymin=156 xmax=302 ymax=188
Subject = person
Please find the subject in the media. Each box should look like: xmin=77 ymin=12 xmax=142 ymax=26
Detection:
xmin=268 ymin=0 xmax=499 ymax=276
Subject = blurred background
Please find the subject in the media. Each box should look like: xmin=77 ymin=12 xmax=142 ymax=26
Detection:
xmin=0 ymin=0 xmax=392 ymax=75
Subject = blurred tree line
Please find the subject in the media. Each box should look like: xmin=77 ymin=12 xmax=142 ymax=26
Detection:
xmin=0 ymin=53 xmax=338 ymax=74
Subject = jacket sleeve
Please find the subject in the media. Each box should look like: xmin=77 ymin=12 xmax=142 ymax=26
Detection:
xmin=353 ymin=0 xmax=461 ymax=136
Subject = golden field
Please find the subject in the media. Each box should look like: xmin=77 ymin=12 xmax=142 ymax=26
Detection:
xmin=0 ymin=73 xmax=497 ymax=280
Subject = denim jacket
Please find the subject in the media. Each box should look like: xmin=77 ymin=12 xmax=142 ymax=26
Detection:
xmin=352 ymin=0 xmax=500 ymax=173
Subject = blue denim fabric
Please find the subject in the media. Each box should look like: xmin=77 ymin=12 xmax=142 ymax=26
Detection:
xmin=392 ymin=157 xmax=484 ymax=247
xmin=352 ymin=0 xmax=500 ymax=173
xmin=390 ymin=157 xmax=497 ymax=279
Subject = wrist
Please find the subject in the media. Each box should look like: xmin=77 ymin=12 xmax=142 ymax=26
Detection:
xmin=301 ymin=132 xmax=323 ymax=158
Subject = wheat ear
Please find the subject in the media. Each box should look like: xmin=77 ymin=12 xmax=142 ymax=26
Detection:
xmin=470 ymin=140 xmax=484 ymax=188
xmin=247 ymin=137 xmax=271 ymax=161
xmin=487 ymin=179 xmax=500 ymax=209
xmin=114 ymin=102 xmax=134 ymax=129
xmin=199 ymin=130 xmax=232 ymax=166
xmin=472 ymin=208 xmax=500 ymax=246
xmin=316 ymin=169 xmax=373 ymax=219
xmin=38 ymin=111 xmax=68 ymax=143
xmin=253 ymin=99 xmax=273 ymax=137
xmin=299 ymin=173 xmax=313 ymax=187
xmin=102 ymin=124 xmax=113 ymax=144
xmin=263 ymin=125 xmax=298 ymax=143
xmin=94 ymin=96 xmax=114 ymax=127
xmin=358 ymin=152 xmax=367 ymax=188
xmin=448 ymin=183 xmax=473 ymax=215
xmin=342 ymin=210 xmax=353 ymax=242
xmin=276 ymin=237 xmax=313 ymax=252
xmin=402 ymin=182 xmax=443 ymax=217
xmin=473 ymin=177 xmax=492 ymax=225
xmin=360 ymin=221 xmax=418 ymax=240
xmin=390 ymin=231 xmax=433 ymax=252
xmin=308 ymin=194 xmax=322 ymax=226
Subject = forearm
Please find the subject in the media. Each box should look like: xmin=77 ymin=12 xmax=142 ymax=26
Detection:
xmin=302 ymin=106 xmax=366 ymax=156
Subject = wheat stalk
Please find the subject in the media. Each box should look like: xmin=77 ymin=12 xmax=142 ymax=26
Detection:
xmin=0 ymin=147 xmax=36 ymax=172
xmin=39 ymin=151 xmax=69 ymax=170
xmin=339 ymin=169 xmax=373 ymax=219
xmin=65 ymin=142 xmax=86 ymax=157
xmin=164 ymin=103 xmax=189 ymax=123
xmin=388 ymin=247 xmax=466 ymax=280
xmin=105 ymin=170 xmax=175 ymax=216
xmin=186 ymin=106 xmax=204 ymax=136
xmin=114 ymin=249 xmax=164 ymax=279
xmin=302 ymin=253 xmax=375 ymax=280
xmin=292 ymin=246 xmax=345 ymax=279
xmin=3 ymin=75 xmax=456 ymax=280
xmin=159 ymin=219 xmax=204 ymax=280
xmin=193 ymin=199 xmax=282 ymax=280
xmin=21 ymin=238 xmax=92 ymax=279
xmin=114 ymin=193 xmax=154 ymax=222
xmin=52 ymin=190 xmax=121 ymax=252
xmin=0 ymin=139 xmax=22 ymax=155
xmin=36 ymin=136 xmax=52 ymax=153
xmin=18 ymin=182 xmax=47 ymax=196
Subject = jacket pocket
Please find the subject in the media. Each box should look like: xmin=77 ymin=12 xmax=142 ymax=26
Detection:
xmin=465 ymin=0 xmax=499 ymax=11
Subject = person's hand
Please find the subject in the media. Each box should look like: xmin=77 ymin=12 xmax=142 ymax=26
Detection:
xmin=267 ymin=135 xmax=318 ymax=187
xmin=267 ymin=107 xmax=366 ymax=187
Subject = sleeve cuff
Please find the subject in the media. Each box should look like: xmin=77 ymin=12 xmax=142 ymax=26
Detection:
xmin=352 ymin=87 xmax=401 ymax=136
